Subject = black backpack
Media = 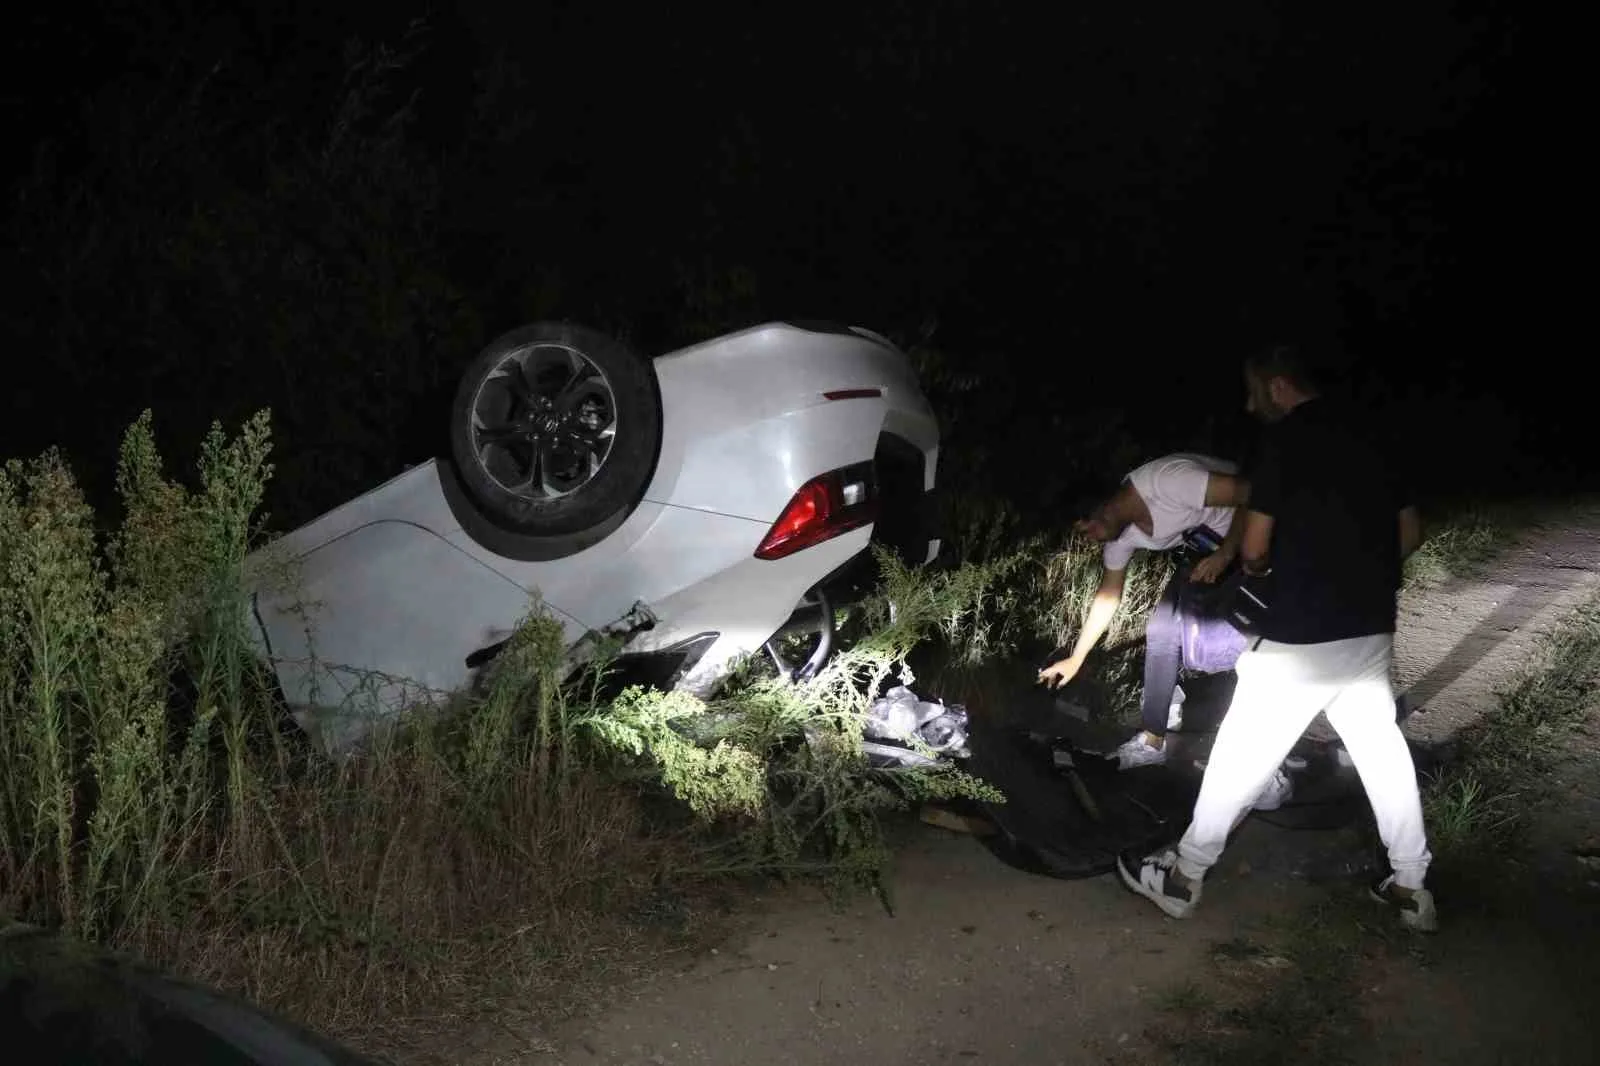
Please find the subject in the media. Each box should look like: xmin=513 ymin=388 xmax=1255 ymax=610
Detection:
xmin=1174 ymin=525 xmax=1271 ymax=637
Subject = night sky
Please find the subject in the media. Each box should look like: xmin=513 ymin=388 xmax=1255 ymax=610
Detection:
xmin=0 ymin=2 xmax=1566 ymax=531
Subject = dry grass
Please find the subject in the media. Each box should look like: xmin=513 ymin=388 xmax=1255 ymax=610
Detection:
xmin=0 ymin=412 xmax=708 ymax=1057
xmin=918 ymin=516 xmax=1176 ymax=723
xmin=125 ymin=771 xmax=689 ymax=1058
xmin=190 ymin=776 xmax=724 ymax=1059
xmin=1403 ymin=500 xmax=1525 ymax=591
xmin=1037 ymin=528 xmax=1175 ymax=650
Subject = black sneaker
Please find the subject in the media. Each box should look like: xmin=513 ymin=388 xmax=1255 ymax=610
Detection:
xmin=1117 ymin=848 xmax=1201 ymax=919
xmin=1369 ymin=875 xmax=1439 ymax=933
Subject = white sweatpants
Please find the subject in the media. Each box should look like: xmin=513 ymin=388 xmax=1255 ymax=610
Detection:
xmin=1175 ymin=632 xmax=1433 ymax=890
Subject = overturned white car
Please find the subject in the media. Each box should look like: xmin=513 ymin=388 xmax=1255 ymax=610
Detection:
xmin=243 ymin=320 xmax=942 ymax=749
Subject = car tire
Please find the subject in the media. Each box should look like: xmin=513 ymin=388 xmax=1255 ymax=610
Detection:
xmin=449 ymin=321 xmax=662 ymax=537
xmin=764 ymin=589 xmax=836 ymax=683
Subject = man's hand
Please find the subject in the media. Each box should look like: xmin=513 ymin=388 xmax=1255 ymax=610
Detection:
xmin=1189 ymin=549 xmax=1235 ymax=584
xmin=1038 ymin=656 xmax=1084 ymax=690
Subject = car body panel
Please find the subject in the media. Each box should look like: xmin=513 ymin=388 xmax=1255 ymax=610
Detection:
xmin=251 ymin=518 xmax=588 ymax=714
xmin=642 ymin=322 xmax=939 ymax=518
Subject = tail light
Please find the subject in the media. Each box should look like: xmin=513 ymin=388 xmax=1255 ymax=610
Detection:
xmin=754 ymin=462 xmax=878 ymax=560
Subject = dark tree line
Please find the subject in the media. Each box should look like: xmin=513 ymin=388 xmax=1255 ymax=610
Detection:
xmin=0 ymin=2 xmax=1553 ymax=539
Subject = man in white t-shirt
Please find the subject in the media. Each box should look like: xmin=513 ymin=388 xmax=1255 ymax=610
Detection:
xmin=1038 ymin=453 xmax=1264 ymax=776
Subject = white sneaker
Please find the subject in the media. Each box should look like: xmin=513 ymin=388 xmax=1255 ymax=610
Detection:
xmin=1370 ymin=875 xmax=1439 ymax=933
xmin=1113 ymin=733 xmax=1168 ymax=770
xmin=1118 ymin=848 xmax=1201 ymax=919
xmin=1252 ymin=768 xmax=1294 ymax=811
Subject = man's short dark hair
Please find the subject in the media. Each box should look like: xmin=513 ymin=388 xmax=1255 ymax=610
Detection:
xmin=1070 ymin=485 xmax=1115 ymax=521
xmin=1244 ymin=341 xmax=1344 ymax=395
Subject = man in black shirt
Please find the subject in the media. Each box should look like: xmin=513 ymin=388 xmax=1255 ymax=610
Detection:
xmin=1117 ymin=343 xmax=1437 ymax=932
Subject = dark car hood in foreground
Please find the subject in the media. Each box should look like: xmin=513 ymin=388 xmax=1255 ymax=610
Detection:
xmin=1 ymin=923 xmax=382 ymax=1066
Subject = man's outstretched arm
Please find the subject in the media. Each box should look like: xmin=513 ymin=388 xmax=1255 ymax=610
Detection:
xmin=1039 ymin=567 xmax=1126 ymax=688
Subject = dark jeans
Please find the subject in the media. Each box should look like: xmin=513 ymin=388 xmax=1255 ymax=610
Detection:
xmin=1141 ymin=565 xmax=1250 ymax=736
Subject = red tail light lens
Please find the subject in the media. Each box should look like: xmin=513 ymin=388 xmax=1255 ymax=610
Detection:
xmin=754 ymin=465 xmax=877 ymax=560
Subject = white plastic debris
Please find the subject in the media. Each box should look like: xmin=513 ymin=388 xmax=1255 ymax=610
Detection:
xmin=862 ymin=684 xmax=970 ymax=766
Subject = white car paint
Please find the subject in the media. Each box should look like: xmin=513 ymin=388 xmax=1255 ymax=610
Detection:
xmin=244 ymin=321 xmax=941 ymax=752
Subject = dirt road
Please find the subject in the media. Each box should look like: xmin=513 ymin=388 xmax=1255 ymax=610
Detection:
xmin=487 ymin=507 xmax=1600 ymax=1066
xmin=525 ymin=824 xmax=1327 ymax=1066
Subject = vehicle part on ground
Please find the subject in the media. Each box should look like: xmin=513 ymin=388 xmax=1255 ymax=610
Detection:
xmin=861 ymin=685 xmax=971 ymax=767
xmin=449 ymin=321 xmax=662 ymax=538
xmin=1051 ymin=745 xmax=1105 ymax=823
xmin=967 ymin=723 xmax=1202 ymax=880
xmin=863 ymin=740 xmax=942 ymax=769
